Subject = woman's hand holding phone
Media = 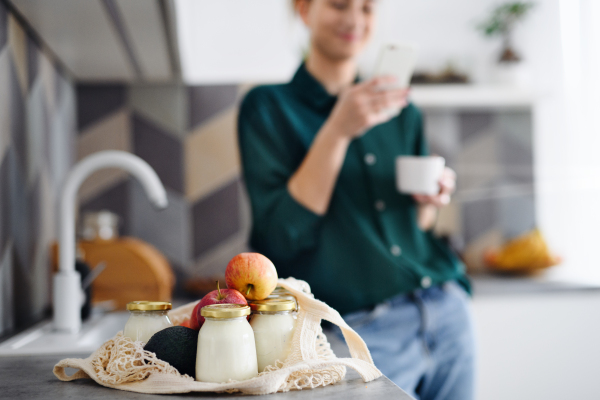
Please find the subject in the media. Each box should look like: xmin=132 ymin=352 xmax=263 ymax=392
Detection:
xmin=328 ymin=76 xmax=410 ymax=140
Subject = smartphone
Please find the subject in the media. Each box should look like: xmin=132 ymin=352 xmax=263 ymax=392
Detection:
xmin=373 ymin=43 xmax=418 ymax=89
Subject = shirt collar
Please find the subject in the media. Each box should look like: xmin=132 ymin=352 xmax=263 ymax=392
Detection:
xmin=290 ymin=62 xmax=360 ymax=111
xmin=290 ymin=63 xmax=337 ymax=108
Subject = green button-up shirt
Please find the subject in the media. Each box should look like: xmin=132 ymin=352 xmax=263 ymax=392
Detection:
xmin=238 ymin=63 xmax=469 ymax=315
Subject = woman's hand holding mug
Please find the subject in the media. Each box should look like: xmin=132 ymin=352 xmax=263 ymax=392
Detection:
xmin=412 ymin=167 xmax=457 ymax=208
xmin=328 ymin=76 xmax=410 ymax=140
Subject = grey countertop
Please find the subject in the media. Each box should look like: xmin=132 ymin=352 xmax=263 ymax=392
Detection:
xmin=0 ymin=353 xmax=413 ymax=399
xmin=470 ymin=273 xmax=600 ymax=296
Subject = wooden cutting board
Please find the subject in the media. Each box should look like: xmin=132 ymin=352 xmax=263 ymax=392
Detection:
xmin=52 ymin=238 xmax=175 ymax=310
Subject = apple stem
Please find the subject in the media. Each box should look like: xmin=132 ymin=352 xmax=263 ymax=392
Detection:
xmin=246 ymin=284 xmax=253 ymax=296
xmin=216 ymin=280 xmax=222 ymax=300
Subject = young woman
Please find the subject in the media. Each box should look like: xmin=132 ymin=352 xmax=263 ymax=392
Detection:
xmin=237 ymin=1 xmax=474 ymax=399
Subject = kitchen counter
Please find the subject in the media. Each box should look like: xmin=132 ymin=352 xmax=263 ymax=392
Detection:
xmin=0 ymin=353 xmax=413 ymax=399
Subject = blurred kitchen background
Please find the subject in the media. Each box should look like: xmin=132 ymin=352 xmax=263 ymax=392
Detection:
xmin=0 ymin=0 xmax=599 ymax=398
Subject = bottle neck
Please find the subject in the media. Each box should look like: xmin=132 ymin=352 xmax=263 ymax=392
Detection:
xmin=204 ymin=316 xmax=247 ymax=322
xmin=129 ymin=310 xmax=170 ymax=316
xmin=253 ymin=310 xmax=293 ymax=316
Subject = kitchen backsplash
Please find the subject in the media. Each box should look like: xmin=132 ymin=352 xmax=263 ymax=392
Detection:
xmin=77 ymin=81 xmax=537 ymax=284
xmin=76 ymin=83 xmax=250 ymax=293
xmin=0 ymin=1 xmax=536 ymax=339
xmin=423 ymin=108 xmax=535 ymax=271
xmin=0 ymin=1 xmax=76 ymax=337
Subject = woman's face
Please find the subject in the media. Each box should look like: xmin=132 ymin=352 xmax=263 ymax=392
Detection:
xmin=299 ymin=0 xmax=375 ymax=61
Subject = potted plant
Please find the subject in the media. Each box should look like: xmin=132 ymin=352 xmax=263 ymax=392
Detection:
xmin=477 ymin=2 xmax=535 ymax=84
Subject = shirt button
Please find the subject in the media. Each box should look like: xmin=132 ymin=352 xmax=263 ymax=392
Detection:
xmin=364 ymin=153 xmax=377 ymax=165
xmin=390 ymin=245 xmax=401 ymax=256
xmin=421 ymin=276 xmax=432 ymax=289
xmin=375 ymin=200 xmax=386 ymax=211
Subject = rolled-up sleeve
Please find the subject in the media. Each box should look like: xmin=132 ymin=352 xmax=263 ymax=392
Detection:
xmin=237 ymin=89 xmax=323 ymax=261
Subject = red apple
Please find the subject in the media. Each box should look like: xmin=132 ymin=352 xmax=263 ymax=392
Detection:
xmin=189 ymin=281 xmax=247 ymax=330
xmin=225 ymin=253 xmax=278 ymax=301
xmin=179 ymin=318 xmax=191 ymax=328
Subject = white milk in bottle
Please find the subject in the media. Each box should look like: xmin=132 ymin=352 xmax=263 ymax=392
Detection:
xmin=250 ymin=299 xmax=297 ymax=372
xmin=123 ymin=301 xmax=173 ymax=343
xmin=196 ymin=304 xmax=258 ymax=383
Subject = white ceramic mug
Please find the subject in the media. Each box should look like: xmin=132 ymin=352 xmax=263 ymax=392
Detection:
xmin=395 ymin=156 xmax=445 ymax=195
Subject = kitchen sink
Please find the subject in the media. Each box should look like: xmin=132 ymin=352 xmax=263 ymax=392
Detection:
xmin=0 ymin=311 xmax=129 ymax=356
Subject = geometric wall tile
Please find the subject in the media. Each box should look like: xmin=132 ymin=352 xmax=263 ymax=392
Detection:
xmin=26 ymin=35 xmax=38 ymax=91
xmin=8 ymin=15 xmax=27 ymax=96
xmin=38 ymin=167 xmax=55 ymax=247
xmin=190 ymin=179 xmax=251 ymax=279
xmin=129 ymin=180 xmax=190 ymax=269
xmin=77 ymin=109 xmax=131 ymax=202
xmin=459 ymin=111 xmax=493 ymax=145
xmin=8 ymin=146 xmax=32 ymax=272
xmin=0 ymin=152 xmax=9 ymax=258
xmin=423 ymin=110 xmax=460 ymax=161
xmin=0 ymin=2 xmax=7 ymax=51
xmin=185 ymin=107 xmax=240 ymax=202
xmin=456 ymin=132 xmax=500 ymax=191
xmin=76 ymin=84 xmax=126 ymax=131
xmin=26 ymin=77 xmax=48 ymax=185
xmin=39 ymin=52 xmax=56 ymax=114
xmin=130 ymin=84 xmax=187 ymax=137
xmin=25 ymin=179 xmax=43 ymax=322
xmin=500 ymin=134 xmax=534 ymax=183
xmin=190 ymin=236 xmax=250 ymax=279
xmin=10 ymin=57 xmax=26 ymax=173
xmin=0 ymin=6 xmax=76 ymax=333
xmin=12 ymin=243 xmax=35 ymax=328
xmin=192 ymin=178 xmax=240 ymax=258
xmin=497 ymin=112 xmax=534 ymax=183
xmin=462 ymin=196 xmax=496 ymax=243
xmin=497 ymin=191 xmax=536 ymax=239
xmin=29 ymin=251 xmax=49 ymax=322
xmin=497 ymin=111 xmax=531 ymax=146
xmin=27 ymin=177 xmax=42 ymax=269
xmin=49 ymin=73 xmax=76 ymax=194
xmin=80 ymin=179 xmax=131 ymax=236
xmin=188 ymin=85 xmax=238 ymax=130
xmin=30 ymin=222 xmax=50 ymax=321
xmin=0 ymin=242 xmax=14 ymax=336
xmin=132 ymin=112 xmax=183 ymax=193
xmin=0 ymin=48 xmax=10 ymax=162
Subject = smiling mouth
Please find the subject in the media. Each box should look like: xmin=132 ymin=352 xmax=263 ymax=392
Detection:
xmin=339 ymin=33 xmax=361 ymax=42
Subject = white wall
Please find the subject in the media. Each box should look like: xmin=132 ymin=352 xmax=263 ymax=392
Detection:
xmin=175 ymin=0 xmax=302 ymax=84
xmin=175 ymin=0 xmax=544 ymax=84
xmin=472 ymin=292 xmax=600 ymax=400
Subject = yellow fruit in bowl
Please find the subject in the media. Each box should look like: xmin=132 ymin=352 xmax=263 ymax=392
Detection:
xmin=484 ymin=229 xmax=561 ymax=274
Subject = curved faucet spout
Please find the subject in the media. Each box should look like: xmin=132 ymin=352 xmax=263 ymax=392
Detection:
xmin=54 ymin=150 xmax=168 ymax=332
xmin=59 ymin=150 xmax=167 ymax=274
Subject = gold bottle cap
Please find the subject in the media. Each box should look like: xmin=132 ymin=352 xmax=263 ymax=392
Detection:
xmin=200 ymin=303 xmax=250 ymax=318
xmin=250 ymin=298 xmax=296 ymax=312
xmin=126 ymin=301 xmax=172 ymax=311
xmin=267 ymin=293 xmax=297 ymax=302
xmin=271 ymin=286 xmax=291 ymax=295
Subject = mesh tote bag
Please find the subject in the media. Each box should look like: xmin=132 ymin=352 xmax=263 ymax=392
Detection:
xmin=54 ymin=278 xmax=382 ymax=395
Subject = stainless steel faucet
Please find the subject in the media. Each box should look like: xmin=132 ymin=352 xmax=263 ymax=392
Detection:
xmin=54 ymin=151 xmax=168 ymax=332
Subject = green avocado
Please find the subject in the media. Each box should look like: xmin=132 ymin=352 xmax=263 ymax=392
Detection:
xmin=144 ymin=326 xmax=199 ymax=378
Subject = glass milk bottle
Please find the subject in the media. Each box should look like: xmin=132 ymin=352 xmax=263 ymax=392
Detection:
xmin=268 ymin=286 xmax=298 ymax=309
xmin=196 ymin=304 xmax=258 ymax=383
xmin=249 ymin=299 xmax=297 ymax=372
xmin=123 ymin=301 xmax=173 ymax=343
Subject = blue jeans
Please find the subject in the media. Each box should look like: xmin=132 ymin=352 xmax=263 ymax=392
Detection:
xmin=335 ymin=281 xmax=475 ymax=400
